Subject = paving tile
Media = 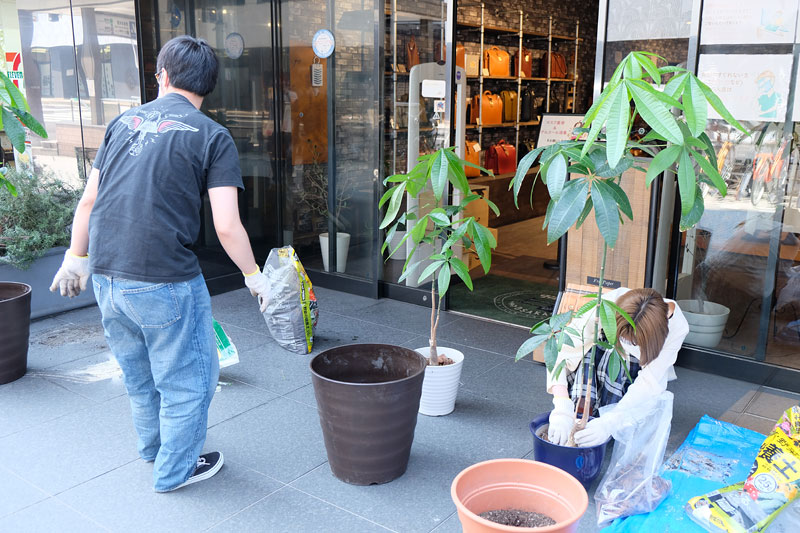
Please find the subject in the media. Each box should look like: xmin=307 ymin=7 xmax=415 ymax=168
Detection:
xmin=217 ymin=341 xmax=316 ymax=395
xmin=33 ymin=351 xmax=126 ymax=403
xmin=435 ymin=314 xmax=532 ymax=357
xmin=209 ymin=378 xmax=278 ymax=428
xmin=0 ymin=375 xmax=93 ymax=438
xmin=26 ymin=321 xmax=109 ymax=369
xmin=29 ymin=316 xmax=70 ymax=336
xmin=0 ymin=395 xmax=139 ymax=494
xmin=460 ymin=358 xmax=552 ymax=415
xmin=58 ymin=459 xmax=281 ymax=532
xmin=215 ymin=322 xmax=274 ymax=353
xmin=430 ymin=512 xmax=462 ymax=533
xmin=745 ymin=389 xmax=800 ymax=420
xmin=340 ymin=298 xmax=461 ymax=336
xmin=728 ymin=389 xmax=758 ymax=414
xmin=309 ymin=312 xmax=420 ymax=354
xmin=734 ymin=413 xmax=775 ymax=435
xmin=210 ymin=485 xmax=392 ymax=532
xmin=283 ymin=383 xmax=318 ymax=409
xmin=57 ymin=304 xmax=102 ymax=325
xmin=414 ymin=390 xmax=535 ymax=463
xmin=205 ymin=397 xmax=329 ymax=483
xmin=0 ymin=497 xmax=108 ymax=533
xmin=0 ymin=465 xmax=49 ymax=518
xmin=310 ymin=285 xmax=382 ymax=316
xmin=290 ymin=444 xmax=473 ymax=533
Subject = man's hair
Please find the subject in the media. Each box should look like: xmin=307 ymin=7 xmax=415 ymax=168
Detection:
xmin=615 ymin=288 xmax=669 ymax=367
xmin=156 ymin=36 xmax=218 ymax=97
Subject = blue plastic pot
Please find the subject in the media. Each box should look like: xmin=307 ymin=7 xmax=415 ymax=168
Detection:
xmin=530 ymin=412 xmax=610 ymax=489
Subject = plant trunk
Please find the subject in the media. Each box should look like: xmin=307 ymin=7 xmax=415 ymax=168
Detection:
xmin=429 ymin=283 xmax=440 ymax=365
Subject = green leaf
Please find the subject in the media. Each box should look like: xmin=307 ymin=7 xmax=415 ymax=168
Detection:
xmin=677 ymin=148 xmax=696 ymax=215
xmin=698 ymin=131 xmax=718 ymax=170
xmin=546 ymin=179 xmax=589 ymax=244
xmin=0 ymin=71 xmax=29 ymax=110
xmin=1 ymin=107 xmax=26 ymax=152
xmin=431 ymin=150 xmax=449 ymax=202
xmin=544 ymin=337 xmax=558 ymax=371
xmin=598 ymin=300 xmax=618 ymax=345
xmin=11 ymin=108 xmax=47 ymax=139
xmin=591 ymin=179 xmax=620 ymax=249
xmin=516 ymin=335 xmax=548 ymax=362
xmin=546 ymin=153 xmax=568 ymax=201
xmin=549 ymin=310 xmax=574 ymax=332
xmin=605 ymin=82 xmax=632 ymax=168
xmin=575 ymin=299 xmax=598 ymax=318
xmin=511 ymin=148 xmax=545 ymax=207
xmin=640 ymin=129 xmax=667 ymax=143
xmin=663 ymin=72 xmax=687 ymax=98
xmin=575 ymin=196 xmax=594 ymax=229
xmin=410 ymin=215 xmax=428 ymax=243
xmin=584 ymin=78 xmax=621 ymax=129
xmin=471 ymin=220 xmax=491 ymax=272
xmin=594 ymin=154 xmax=634 ymax=178
xmin=417 ymin=260 xmax=444 ymax=284
xmin=450 ymin=256 xmax=473 ymax=290
xmin=398 ymin=260 xmax=421 ymax=283
xmin=634 ymin=52 xmax=661 ymax=84
xmin=379 ymin=184 xmax=406 ymax=229
xmin=428 ymin=208 xmax=451 ymax=226
xmin=443 ymin=221 xmax=469 ymax=251
xmin=605 ymin=180 xmax=633 ymax=220
xmin=680 ymin=185 xmax=705 ymax=231
xmin=552 ymin=359 xmax=567 ymax=380
xmin=484 ymin=196 xmax=500 ymax=216
xmin=694 ymin=76 xmax=749 ymax=134
xmin=683 ymin=76 xmax=708 ymax=137
xmin=582 ymin=81 xmax=620 ymax=156
xmin=608 ymin=346 xmax=621 ymax=381
xmin=443 ymin=149 xmax=471 ymax=195
xmin=646 ymin=145 xmax=681 ymax=186
xmin=628 ymin=80 xmax=683 ymax=145
xmin=690 ymin=148 xmax=726 ymax=196
xmin=531 ymin=319 xmax=552 ymax=335
xmin=437 ymin=264 xmax=451 ymax=297
xmin=1 ymin=177 xmax=17 ymax=196
xmin=605 ymin=300 xmax=635 ymax=330
xmin=627 ymin=78 xmax=683 ymax=110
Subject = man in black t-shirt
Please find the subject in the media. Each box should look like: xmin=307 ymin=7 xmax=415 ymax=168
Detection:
xmin=50 ymin=36 xmax=270 ymax=492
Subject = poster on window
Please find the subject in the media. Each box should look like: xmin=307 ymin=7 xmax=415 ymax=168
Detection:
xmin=701 ymin=0 xmax=799 ymax=45
xmin=537 ymin=114 xmax=584 ymax=148
xmin=606 ymin=0 xmax=693 ymax=41
xmin=698 ymin=54 xmax=792 ymax=122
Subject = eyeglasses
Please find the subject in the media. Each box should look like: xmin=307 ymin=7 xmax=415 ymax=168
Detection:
xmin=155 ymin=69 xmax=165 ymax=82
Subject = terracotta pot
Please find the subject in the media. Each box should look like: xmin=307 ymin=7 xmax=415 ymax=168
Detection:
xmin=310 ymin=344 xmax=426 ymax=485
xmin=451 ymin=458 xmax=588 ymax=533
xmin=0 ymin=282 xmax=32 ymax=385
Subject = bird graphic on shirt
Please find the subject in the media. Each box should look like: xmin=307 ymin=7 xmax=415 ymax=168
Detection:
xmin=118 ymin=110 xmax=199 ymax=156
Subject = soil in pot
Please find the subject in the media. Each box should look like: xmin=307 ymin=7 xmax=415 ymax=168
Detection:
xmin=480 ymin=509 xmax=556 ymax=528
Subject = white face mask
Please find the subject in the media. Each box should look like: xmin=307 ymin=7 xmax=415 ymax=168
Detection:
xmin=620 ymin=340 xmax=641 ymax=361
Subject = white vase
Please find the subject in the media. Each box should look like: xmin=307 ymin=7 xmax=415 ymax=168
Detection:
xmin=677 ymin=300 xmax=731 ymax=348
xmin=319 ymin=232 xmax=350 ymax=273
xmin=415 ymin=346 xmax=464 ymax=416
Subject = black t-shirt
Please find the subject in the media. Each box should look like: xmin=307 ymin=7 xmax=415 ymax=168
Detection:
xmin=88 ymin=93 xmax=243 ymax=282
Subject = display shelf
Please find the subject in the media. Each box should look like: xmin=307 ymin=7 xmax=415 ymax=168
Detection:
xmin=518 ymin=121 xmax=541 ymax=127
xmin=456 ymin=21 xmax=581 ymax=42
xmin=385 ymin=71 xmax=410 ymax=76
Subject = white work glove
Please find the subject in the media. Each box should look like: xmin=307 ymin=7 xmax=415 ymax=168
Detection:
xmin=574 ymin=416 xmax=615 ymax=447
xmin=574 ymin=373 xmax=653 ymax=447
xmin=49 ymin=250 xmax=90 ymax=298
xmin=243 ymin=269 xmax=269 ymax=313
xmin=548 ymin=396 xmax=576 ymax=446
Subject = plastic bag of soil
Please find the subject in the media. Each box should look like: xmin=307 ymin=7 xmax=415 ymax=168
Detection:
xmin=262 ymin=246 xmax=319 ymax=354
xmin=685 ymin=406 xmax=800 ymax=533
xmin=595 ymin=391 xmax=674 ymax=528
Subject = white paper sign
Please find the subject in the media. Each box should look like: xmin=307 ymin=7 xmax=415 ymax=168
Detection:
xmin=421 ymin=79 xmax=446 ymax=99
xmin=701 ymin=0 xmax=798 ymax=45
xmin=607 ymin=0 xmax=693 ymax=41
xmin=698 ymin=54 xmax=792 ymax=122
xmin=537 ymin=114 xmax=584 ymax=148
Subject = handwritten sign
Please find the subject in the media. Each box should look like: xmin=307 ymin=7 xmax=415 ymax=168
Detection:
xmin=537 ymin=114 xmax=584 ymax=148
xmin=701 ymin=0 xmax=798 ymax=45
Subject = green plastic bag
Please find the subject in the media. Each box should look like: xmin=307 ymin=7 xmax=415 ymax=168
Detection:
xmin=213 ymin=319 xmax=239 ymax=368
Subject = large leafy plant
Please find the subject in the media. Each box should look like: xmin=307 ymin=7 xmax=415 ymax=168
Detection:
xmin=379 ymin=147 xmax=498 ymax=365
xmin=0 ymin=71 xmax=48 ymax=195
xmin=511 ymin=51 xmax=747 ymax=436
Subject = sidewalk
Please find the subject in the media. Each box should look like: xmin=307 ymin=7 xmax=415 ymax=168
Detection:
xmin=2 ymin=286 xmax=797 ymax=532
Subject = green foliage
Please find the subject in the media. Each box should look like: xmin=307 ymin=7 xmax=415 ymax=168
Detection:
xmin=0 ymin=167 xmax=81 ymax=269
xmin=0 ymin=71 xmax=48 ymax=196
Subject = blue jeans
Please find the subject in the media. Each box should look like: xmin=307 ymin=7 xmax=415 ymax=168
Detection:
xmin=92 ymin=274 xmax=218 ymax=492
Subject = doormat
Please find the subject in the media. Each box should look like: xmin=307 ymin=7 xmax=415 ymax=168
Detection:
xmin=449 ymin=274 xmax=558 ymax=328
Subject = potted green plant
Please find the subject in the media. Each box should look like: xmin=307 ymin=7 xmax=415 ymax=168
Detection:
xmin=0 ymin=70 xmax=49 ymax=385
xmin=509 ymin=51 xmax=747 ymax=480
xmin=379 ymin=146 xmax=498 ymax=416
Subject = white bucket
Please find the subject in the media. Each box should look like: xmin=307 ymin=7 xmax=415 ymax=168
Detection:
xmin=319 ymin=232 xmax=350 ymax=273
xmin=677 ymin=300 xmax=730 ymax=349
xmin=415 ymin=346 xmax=464 ymax=416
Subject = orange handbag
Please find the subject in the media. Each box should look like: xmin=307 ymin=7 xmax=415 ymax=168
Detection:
xmin=456 ymin=44 xmax=466 ymax=69
xmin=485 ymin=140 xmax=517 ymax=175
xmin=472 ymin=91 xmax=502 ymax=125
xmin=484 ymin=46 xmax=510 ymax=77
xmin=513 ymin=47 xmax=533 ymax=78
xmin=406 ymin=36 xmax=420 ymax=70
xmin=465 ymin=142 xmax=481 ymax=177
xmin=539 ymin=52 xmax=567 ymax=78
xmin=501 ymin=90 xmax=518 ymax=122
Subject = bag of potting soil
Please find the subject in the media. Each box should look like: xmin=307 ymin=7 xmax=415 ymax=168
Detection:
xmin=685 ymin=406 xmax=800 ymax=533
xmin=262 ymin=246 xmax=319 ymax=354
xmin=595 ymin=391 xmax=674 ymax=528
xmin=213 ymin=319 xmax=239 ymax=368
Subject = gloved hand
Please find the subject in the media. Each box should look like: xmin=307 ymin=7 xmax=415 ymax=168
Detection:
xmin=243 ymin=269 xmax=269 ymax=313
xmin=548 ymin=396 xmax=576 ymax=446
xmin=49 ymin=250 xmax=90 ymax=298
xmin=574 ymin=415 xmax=615 ymax=447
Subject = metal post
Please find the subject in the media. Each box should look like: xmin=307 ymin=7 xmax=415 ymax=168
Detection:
xmin=391 ymin=0 xmax=397 ymax=175
xmin=546 ymin=16 xmax=552 ymax=112
xmin=515 ymin=9 xmax=522 ymax=154
xmin=572 ymin=20 xmax=579 ymax=111
xmin=326 ymin=0 xmax=337 ymax=273
xmin=478 ymin=2 xmax=484 ymax=147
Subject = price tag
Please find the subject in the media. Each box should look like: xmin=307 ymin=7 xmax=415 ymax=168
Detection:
xmin=472 ymin=142 xmax=481 ymax=152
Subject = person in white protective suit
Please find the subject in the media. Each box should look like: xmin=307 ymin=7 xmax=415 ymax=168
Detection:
xmin=547 ymin=287 xmax=690 ymax=447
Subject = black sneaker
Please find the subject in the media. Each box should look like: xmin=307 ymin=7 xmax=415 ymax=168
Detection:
xmin=160 ymin=452 xmax=224 ymax=492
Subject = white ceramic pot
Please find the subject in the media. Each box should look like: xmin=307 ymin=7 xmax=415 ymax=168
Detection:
xmin=677 ymin=300 xmax=731 ymax=349
xmin=415 ymin=346 xmax=464 ymax=416
xmin=319 ymin=232 xmax=351 ymax=273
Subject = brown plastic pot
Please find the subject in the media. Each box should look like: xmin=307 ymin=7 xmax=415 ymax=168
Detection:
xmin=0 ymin=282 xmax=32 ymax=385
xmin=451 ymin=458 xmax=589 ymax=533
xmin=310 ymin=344 xmax=427 ymax=485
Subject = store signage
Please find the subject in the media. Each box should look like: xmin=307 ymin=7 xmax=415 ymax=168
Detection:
xmin=587 ymin=277 xmax=622 ymax=289
xmin=312 ymin=29 xmax=335 ymax=59
xmin=701 ymin=0 xmax=798 ymax=45
xmin=96 ymin=15 xmax=137 ymax=39
xmin=5 ymin=52 xmax=22 ymax=88
xmin=537 ymin=113 xmax=584 ymax=148
xmin=421 ymin=79 xmax=446 ymax=99
xmin=698 ymin=54 xmax=792 ymax=122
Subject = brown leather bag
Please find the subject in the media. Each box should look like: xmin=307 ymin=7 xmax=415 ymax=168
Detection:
xmin=539 ymin=52 xmax=567 ymax=78
xmin=484 ymin=46 xmax=510 ymax=77
xmin=471 ymin=91 xmax=503 ymax=125
xmin=406 ymin=36 xmax=420 ymax=70
xmin=456 ymin=44 xmax=465 ymax=69
xmin=513 ymin=47 xmax=533 ymax=78
xmin=465 ymin=141 xmax=481 ymax=177
xmin=500 ymin=90 xmax=518 ymax=122
xmin=485 ymin=140 xmax=517 ymax=175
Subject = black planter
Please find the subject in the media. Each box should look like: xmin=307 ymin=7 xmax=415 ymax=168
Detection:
xmin=0 ymin=282 xmax=32 ymax=385
xmin=310 ymin=344 xmax=427 ymax=485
